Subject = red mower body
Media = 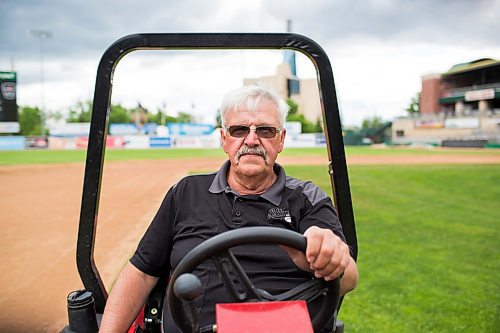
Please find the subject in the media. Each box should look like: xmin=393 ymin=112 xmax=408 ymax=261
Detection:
xmin=216 ymin=300 xmax=313 ymax=333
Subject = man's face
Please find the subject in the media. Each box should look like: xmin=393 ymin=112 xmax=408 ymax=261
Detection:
xmin=221 ymin=100 xmax=286 ymax=178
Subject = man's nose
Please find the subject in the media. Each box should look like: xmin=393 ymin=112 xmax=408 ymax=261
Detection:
xmin=244 ymin=128 xmax=260 ymax=147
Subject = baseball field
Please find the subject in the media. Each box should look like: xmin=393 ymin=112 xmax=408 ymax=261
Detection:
xmin=0 ymin=146 xmax=499 ymax=332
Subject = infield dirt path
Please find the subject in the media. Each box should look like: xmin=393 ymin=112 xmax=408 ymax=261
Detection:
xmin=1 ymin=152 xmax=499 ymax=332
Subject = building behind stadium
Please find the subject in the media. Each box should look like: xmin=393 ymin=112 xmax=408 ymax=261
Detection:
xmin=392 ymin=58 xmax=500 ymax=147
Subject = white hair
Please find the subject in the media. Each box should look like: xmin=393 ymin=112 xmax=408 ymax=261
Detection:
xmin=220 ymin=85 xmax=290 ymax=127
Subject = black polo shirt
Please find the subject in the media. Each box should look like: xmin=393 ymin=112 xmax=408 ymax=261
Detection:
xmin=130 ymin=160 xmax=346 ymax=332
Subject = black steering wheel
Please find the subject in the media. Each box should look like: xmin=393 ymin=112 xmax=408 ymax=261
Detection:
xmin=166 ymin=226 xmax=340 ymax=332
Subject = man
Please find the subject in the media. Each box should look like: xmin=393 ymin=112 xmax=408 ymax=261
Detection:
xmin=100 ymin=85 xmax=358 ymax=332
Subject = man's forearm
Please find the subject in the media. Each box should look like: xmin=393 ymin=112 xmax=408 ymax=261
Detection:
xmin=99 ymin=263 xmax=159 ymax=332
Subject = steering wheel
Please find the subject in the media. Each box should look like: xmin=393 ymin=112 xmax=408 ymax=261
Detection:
xmin=166 ymin=226 xmax=340 ymax=332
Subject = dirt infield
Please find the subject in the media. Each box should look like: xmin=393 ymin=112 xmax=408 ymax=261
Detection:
xmin=1 ymin=152 xmax=499 ymax=332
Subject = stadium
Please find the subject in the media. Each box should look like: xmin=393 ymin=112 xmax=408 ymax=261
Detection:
xmin=1 ymin=21 xmax=499 ymax=333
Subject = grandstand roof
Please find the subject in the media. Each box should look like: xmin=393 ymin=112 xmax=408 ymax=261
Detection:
xmin=442 ymin=58 xmax=500 ymax=76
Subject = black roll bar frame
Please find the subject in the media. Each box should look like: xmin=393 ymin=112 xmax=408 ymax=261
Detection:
xmin=76 ymin=33 xmax=358 ymax=313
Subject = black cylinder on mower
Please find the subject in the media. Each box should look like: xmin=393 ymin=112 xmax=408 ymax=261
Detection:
xmin=60 ymin=290 xmax=99 ymax=333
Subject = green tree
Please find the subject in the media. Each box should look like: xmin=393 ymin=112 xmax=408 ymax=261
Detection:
xmin=360 ymin=115 xmax=392 ymax=144
xmin=148 ymin=111 xmax=164 ymax=125
xmin=19 ymin=106 xmax=43 ymax=135
xmin=287 ymin=98 xmax=299 ymax=116
xmin=215 ymin=111 xmax=222 ymax=128
xmin=285 ymin=99 xmax=320 ymax=133
xmin=109 ymin=104 xmax=132 ymax=124
xmin=177 ymin=112 xmax=193 ymax=123
xmin=66 ymin=102 xmax=137 ymax=126
xmin=148 ymin=111 xmax=179 ymax=125
xmin=67 ymin=101 xmax=92 ymax=123
xmin=406 ymin=92 xmax=420 ymax=115
xmin=361 ymin=115 xmax=384 ymax=129
xmin=314 ymin=118 xmax=323 ymax=133
xmin=47 ymin=111 xmax=65 ymax=122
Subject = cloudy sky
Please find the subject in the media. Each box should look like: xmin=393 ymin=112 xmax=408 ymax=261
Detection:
xmin=1 ymin=0 xmax=499 ymax=126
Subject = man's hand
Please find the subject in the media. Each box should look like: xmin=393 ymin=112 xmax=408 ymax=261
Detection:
xmin=283 ymin=226 xmax=358 ymax=294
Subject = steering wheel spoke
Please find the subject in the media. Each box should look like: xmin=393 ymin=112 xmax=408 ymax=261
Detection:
xmin=273 ymin=278 xmax=329 ymax=303
xmin=212 ymin=250 xmax=264 ymax=302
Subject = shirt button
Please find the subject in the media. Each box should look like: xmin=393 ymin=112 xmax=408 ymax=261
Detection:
xmin=235 ymin=210 xmax=242 ymax=217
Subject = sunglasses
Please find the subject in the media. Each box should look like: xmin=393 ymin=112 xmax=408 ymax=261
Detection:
xmin=225 ymin=125 xmax=282 ymax=139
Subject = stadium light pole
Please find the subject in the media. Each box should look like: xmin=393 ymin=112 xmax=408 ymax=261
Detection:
xmin=29 ymin=29 xmax=53 ymax=136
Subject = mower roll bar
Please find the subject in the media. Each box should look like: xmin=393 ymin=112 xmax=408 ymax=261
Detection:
xmin=77 ymin=33 xmax=358 ymax=314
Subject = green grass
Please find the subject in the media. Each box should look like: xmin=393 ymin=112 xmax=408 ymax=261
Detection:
xmin=1 ymin=146 xmax=498 ymax=165
xmin=284 ymin=164 xmax=500 ymax=332
xmin=3 ymin=147 xmax=497 ymax=331
xmin=0 ymin=148 xmax=226 ymax=165
xmin=344 ymin=146 xmax=500 ymax=156
xmin=282 ymin=146 xmax=500 ymax=156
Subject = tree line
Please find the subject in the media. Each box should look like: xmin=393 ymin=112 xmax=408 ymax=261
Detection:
xmin=17 ymin=101 xmax=195 ymax=136
xmin=17 ymin=98 xmax=325 ymax=136
xmin=17 ymin=93 xmax=421 ymax=137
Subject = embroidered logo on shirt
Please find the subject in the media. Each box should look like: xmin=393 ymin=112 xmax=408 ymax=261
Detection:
xmin=267 ymin=208 xmax=292 ymax=223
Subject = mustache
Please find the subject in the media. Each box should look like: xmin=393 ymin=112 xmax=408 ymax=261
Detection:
xmin=235 ymin=145 xmax=269 ymax=165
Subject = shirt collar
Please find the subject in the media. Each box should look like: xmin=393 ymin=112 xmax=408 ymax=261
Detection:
xmin=209 ymin=160 xmax=286 ymax=206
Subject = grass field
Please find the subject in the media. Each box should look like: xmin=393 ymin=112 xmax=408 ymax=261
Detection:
xmin=285 ymin=164 xmax=500 ymax=332
xmin=1 ymin=146 xmax=499 ymax=165
xmin=0 ymin=148 xmax=225 ymax=165
xmin=2 ymin=147 xmax=498 ymax=331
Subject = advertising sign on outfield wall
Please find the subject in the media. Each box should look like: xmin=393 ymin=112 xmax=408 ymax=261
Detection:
xmin=284 ymin=133 xmax=326 ymax=148
xmin=76 ymin=136 xmax=125 ymax=148
xmin=25 ymin=136 xmax=49 ymax=149
xmin=110 ymin=123 xmax=159 ymax=135
xmin=0 ymin=136 xmax=24 ymax=150
xmin=48 ymin=137 xmax=77 ymax=150
xmin=110 ymin=124 xmax=138 ymax=135
xmin=149 ymin=137 xmax=171 ymax=148
xmin=173 ymin=135 xmax=220 ymax=148
xmin=167 ymin=123 xmax=214 ymax=136
xmin=124 ymin=135 xmax=150 ymax=149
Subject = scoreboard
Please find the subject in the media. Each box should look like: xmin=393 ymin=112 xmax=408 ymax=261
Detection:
xmin=0 ymin=71 xmax=19 ymax=133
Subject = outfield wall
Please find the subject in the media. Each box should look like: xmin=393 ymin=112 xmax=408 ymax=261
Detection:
xmin=0 ymin=133 xmax=327 ymax=150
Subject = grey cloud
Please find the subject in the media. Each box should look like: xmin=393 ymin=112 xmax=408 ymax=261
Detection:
xmin=3 ymin=0 xmax=498 ymax=65
xmin=267 ymin=0 xmax=500 ymax=47
xmin=0 ymin=0 xmax=228 ymax=61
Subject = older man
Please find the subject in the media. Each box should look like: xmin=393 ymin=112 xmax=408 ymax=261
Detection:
xmin=100 ymin=85 xmax=358 ymax=333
